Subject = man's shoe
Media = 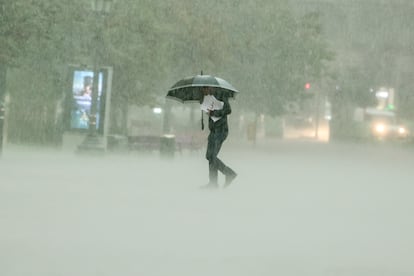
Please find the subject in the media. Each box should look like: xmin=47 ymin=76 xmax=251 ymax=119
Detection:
xmin=224 ymin=172 xmax=237 ymax=188
xmin=200 ymin=183 xmax=219 ymax=190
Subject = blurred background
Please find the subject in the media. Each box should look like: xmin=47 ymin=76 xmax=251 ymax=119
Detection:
xmin=1 ymin=0 xmax=414 ymax=152
xmin=2 ymin=2 xmax=414 ymax=275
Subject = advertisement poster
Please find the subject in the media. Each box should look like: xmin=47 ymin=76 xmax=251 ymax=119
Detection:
xmin=70 ymin=70 xmax=103 ymax=130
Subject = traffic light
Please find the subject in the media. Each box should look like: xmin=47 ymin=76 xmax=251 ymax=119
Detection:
xmin=304 ymin=82 xmax=311 ymax=90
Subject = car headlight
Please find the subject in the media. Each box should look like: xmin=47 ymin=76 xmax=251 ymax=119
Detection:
xmin=398 ymin=127 xmax=406 ymax=134
xmin=375 ymin=123 xmax=386 ymax=133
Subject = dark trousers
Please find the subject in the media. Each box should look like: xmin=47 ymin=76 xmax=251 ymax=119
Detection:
xmin=205 ymin=130 xmax=234 ymax=184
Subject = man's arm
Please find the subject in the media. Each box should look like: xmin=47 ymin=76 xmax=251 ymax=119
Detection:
xmin=210 ymin=97 xmax=231 ymax=117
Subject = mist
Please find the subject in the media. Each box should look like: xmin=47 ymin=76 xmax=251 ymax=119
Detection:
xmin=2 ymin=0 xmax=414 ymax=275
xmin=1 ymin=141 xmax=414 ymax=276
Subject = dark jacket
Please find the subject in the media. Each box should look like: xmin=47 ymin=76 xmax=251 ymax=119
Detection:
xmin=208 ymin=96 xmax=231 ymax=133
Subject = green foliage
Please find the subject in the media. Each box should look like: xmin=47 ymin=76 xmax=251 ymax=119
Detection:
xmin=225 ymin=1 xmax=333 ymax=117
xmin=0 ymin=0 xmax=33 ymax=65
xmin=1 ymin=0 xmax=86 ymax=144
xmin=326 ymin=2 xmax=414 ymax=112
xmin=2 ymin=0 xmax=334 ymax=144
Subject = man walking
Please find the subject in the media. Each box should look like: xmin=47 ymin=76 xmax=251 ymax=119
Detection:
xmin=200 ymin=86 xmax=237 ymax=189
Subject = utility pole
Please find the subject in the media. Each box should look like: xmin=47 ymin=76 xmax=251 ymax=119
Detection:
xmin=76 ymin=0 xmax=112 ymax=154
xmin=314 ymin=88 xmax=321 ymax=140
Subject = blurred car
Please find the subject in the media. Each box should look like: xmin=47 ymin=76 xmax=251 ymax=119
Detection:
xmin=370 ymin=120 xmax=409 ymax=140
xmin=365 ymin=109 xmax=410 ymax=141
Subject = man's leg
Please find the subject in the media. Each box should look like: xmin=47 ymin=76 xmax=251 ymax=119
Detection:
xmin=208 ymin=161 xmax=218 ymax=185
xmin=205 ymin=131 xmax=236 ymax=187
xmin=202 ymin=133 xmax=221 ymax=188
xmin=214 ymin=157 xmax=236 ymax=187
xmin=213 ymin=132 xmax=237 ymax=187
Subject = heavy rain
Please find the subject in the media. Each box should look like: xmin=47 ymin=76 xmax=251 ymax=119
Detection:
xmin=1 ymin=1 xmax=414 ymax=276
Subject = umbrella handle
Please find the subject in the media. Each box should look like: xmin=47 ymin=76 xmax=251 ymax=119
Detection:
xmin=201 ymin=110 xmax=204 ymax=130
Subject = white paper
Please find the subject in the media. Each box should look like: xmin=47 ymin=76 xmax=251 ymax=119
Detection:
xmin=200 ymin=95 xmax=224 ymax=122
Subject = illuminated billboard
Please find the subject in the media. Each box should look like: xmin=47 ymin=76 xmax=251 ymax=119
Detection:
xmin=70 ymin=70 xmax=103 ymax=130
xmin=64 ymin=66 xmax=112 ymax=135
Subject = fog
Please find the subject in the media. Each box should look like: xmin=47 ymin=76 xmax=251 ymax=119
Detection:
xmin=1 ymin=141 xmax=414 ymax=276
xmin=2 ymin=1 xmax=414 ymax=275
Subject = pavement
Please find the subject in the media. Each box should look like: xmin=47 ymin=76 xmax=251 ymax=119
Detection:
xmin=1 ymin=138 xmax=414 ymax=276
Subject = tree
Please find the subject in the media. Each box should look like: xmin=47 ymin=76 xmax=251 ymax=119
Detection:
xmin=1 ymin=0 xmax=335 ymax=145
xmin=104 ymin=0 xmax=236 ymax=133
xmin=0 ymin=0 xmax=45 ymax=147
xmin=223 ymin=1 xmax=333 ymax=117
xmin=1 ymin=0 xmax=90 ymax=144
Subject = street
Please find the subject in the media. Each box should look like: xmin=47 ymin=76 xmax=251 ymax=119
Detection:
xmin=1 ymin=140 xmax=414 ymax=276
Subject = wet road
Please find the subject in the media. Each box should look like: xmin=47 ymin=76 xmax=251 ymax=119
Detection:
xmin=1 ymin=140 xmax=413 ymax=276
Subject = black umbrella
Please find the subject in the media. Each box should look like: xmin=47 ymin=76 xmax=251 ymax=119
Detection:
xmin=166 ymin=73 xmax=239 ymax=103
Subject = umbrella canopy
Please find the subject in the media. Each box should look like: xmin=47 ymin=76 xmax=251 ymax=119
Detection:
xmin=167 ymin=74 xmax=239 ymax=103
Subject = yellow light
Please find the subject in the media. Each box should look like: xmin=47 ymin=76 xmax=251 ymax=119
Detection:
xmin=375 ymin=123 xmax=385 ymax=133
xmin=398 ymin=127 xmax=406 ymax=134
